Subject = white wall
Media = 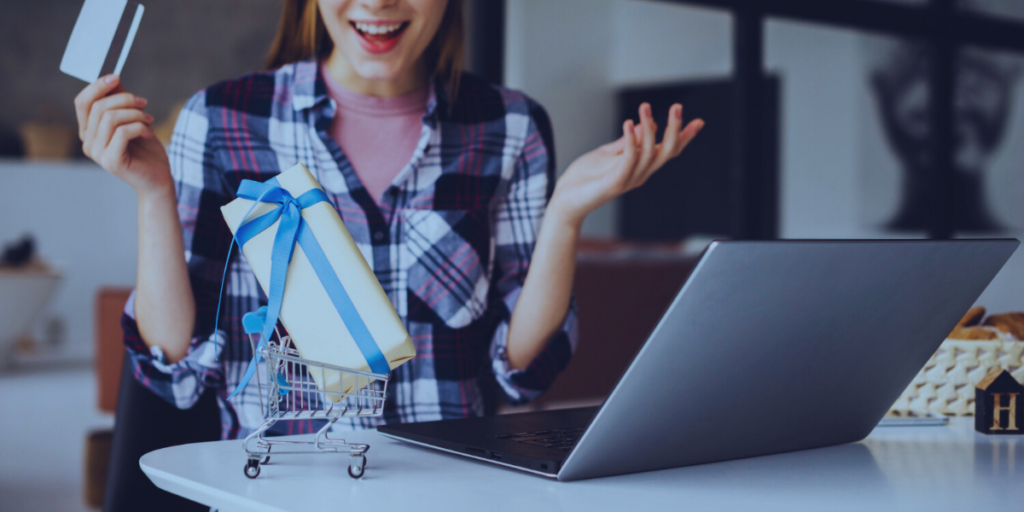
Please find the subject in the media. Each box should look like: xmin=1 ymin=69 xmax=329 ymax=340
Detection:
xmin=609 ymin=0 xmax=732 ymax=87
xmin=0 ymin=161 xmax=137 ymax=362
xmin=767 ymin=20 xmax=863 ymax=239
xmin=766 ymin=19 xmax=909 ymax=240
xmin=506 ymin=0 xmax=732 ymax=237
xmin=505 ymin=0 xmax=618 ymax=237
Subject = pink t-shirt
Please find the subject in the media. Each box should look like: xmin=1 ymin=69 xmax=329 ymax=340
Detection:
xmin=322 ymin=65 xmax=428 ymax=204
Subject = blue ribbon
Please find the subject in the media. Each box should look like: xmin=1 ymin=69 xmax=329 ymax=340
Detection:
xmin=213 ymin=177 xmax=390 ymax=401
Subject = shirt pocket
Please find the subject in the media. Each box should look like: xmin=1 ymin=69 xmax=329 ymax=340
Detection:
xmin=401 ymin=208 xmax=492 ymax=329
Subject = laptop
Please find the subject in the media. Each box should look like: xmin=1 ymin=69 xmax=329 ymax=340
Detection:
xmin=378 ymin=239 xmax=1019 ymax=481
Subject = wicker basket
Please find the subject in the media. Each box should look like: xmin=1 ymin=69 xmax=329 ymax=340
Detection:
xmin=889 ymin=338 xmax=1024 ymax=416
xmin=18 ymin=122 xmax=76 ymax=160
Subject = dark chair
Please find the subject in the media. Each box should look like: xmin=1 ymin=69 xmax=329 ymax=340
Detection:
xmin=529 ymin=241 xmax=699 ymax=410
xmin=102 ymin=355 xmax=221 ymax=512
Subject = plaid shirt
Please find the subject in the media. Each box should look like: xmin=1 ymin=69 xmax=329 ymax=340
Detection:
xmin=123 ymin=59 xmax=578 ymax=440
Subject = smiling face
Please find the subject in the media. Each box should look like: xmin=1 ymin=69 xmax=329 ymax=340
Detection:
xmin=319 ymin=0 xmax=449 ymax=92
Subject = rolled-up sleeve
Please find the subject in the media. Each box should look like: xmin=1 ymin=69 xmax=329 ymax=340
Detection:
xmin=122 ymin=292 xmax=223 ymax=409
xmin=121 ymin=90 xmax=232 ymax=409
xmin=487 ymin=100 xmax=578 ymax=405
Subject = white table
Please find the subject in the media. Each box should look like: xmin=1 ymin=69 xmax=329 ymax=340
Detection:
xmin=141 ymin=418 xmax=1023 ymax=512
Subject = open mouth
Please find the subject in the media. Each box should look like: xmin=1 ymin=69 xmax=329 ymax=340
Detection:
xmin=350 ymin=20 xmax=410 ymax=53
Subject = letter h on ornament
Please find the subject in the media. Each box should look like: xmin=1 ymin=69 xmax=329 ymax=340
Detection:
xmin=975 ymin=367 xmax=1023 ymax=435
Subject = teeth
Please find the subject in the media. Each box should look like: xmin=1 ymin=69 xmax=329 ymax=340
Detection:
xmin=354 ymin=22 xmax=402 ymax=35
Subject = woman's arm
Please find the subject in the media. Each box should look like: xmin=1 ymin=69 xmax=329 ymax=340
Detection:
xmin=134 ymin=185 xmax=195 ymax=363
xmin=75 ymin=75 xmax=195 ymax=363
xmin=505 ymin=103 xmax=703 ymax=370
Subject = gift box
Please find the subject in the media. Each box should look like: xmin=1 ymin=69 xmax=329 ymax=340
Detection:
xmin=221 ymin=163 xmax=414 ymax=398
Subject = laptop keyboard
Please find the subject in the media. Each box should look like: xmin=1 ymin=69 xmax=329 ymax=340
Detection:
xmin=494 ymin=427 xmax=585 ymax=452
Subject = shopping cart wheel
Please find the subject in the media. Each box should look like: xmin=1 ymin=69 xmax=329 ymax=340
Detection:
xmin=348 ymin=455 xmax=367 ymax=479
xmin=245 ymin=459 xmax=261 ymax=479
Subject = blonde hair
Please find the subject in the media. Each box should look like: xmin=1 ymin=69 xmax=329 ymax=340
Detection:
xmin=265 ymin=0 xmax=464 ymax=97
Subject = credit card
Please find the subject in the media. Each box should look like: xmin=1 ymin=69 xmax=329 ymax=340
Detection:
xmin=60 ymin=0 xmax=144 ymax=83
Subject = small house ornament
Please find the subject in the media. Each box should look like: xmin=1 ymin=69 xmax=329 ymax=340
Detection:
xmin=975 ymin=367 xmax=1022 ymax=435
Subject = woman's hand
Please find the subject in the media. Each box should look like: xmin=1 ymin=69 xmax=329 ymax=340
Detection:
xmin=548 ymin=103 xmax=703 ymax=229
xmin=505 ymin=103 xmax=702 ymax=369
xmin=75 ymin=75 xmax=172 ymax=198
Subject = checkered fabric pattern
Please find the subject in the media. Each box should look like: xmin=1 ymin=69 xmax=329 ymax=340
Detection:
xmin=122 ymin=59 xmax=578 ymax=440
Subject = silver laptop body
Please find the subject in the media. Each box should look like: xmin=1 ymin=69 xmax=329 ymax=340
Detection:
xmin=383 ymin=240 xmax=1019 ymax=481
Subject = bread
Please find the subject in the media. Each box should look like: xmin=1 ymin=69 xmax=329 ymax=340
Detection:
xmin=982 ymin=312 xmax=1024 ymax=340
xmin=957 ymin=306 xmax=986 ymax=327
xmin=948 ymin=326 xmax=1002 ymax=340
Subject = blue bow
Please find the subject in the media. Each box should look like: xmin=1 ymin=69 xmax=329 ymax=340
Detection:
xmin=212 ymin=177 xmax=390 ymax=401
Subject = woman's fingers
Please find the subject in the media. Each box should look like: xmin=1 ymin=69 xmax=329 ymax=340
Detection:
xmin=103 ymin=122 xmax=152 ymax=170
xmin=91 ymin=109 xmax=153 ymax=158
xmin=86 ymin=92 xmax=145 ymax=145
xmin=88 ymin=92 xmax=145 ymax=131
xmin=674 ymin=119 xmax=705 ymax=158
xmin=647 ymin=104 xmax=684 ymax=176
xmin=618 ymin=119 xmax=639 ymax=187
xmin=631 ymin=109 xmax=705 ymax=189
xmin=74 ymin=75 xmax=121 ymax=137
xmin=630 ymin=107 xmax=658 ymax=146
xmin=632 ymin=103 xmax=658 ymax=185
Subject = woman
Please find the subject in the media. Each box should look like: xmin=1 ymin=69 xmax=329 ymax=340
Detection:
xmin=74 ymin=0 xmax=703 ymax=439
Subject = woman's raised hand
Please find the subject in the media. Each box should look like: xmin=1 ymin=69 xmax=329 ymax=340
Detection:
xmin=548 ymin=103 xmax=703 ymax=229
xmin=75 ymin=75 xmax=172 ymax=197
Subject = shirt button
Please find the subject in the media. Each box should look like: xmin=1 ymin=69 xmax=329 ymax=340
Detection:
xmin=373 ymin=231 xmax=385 ymax=242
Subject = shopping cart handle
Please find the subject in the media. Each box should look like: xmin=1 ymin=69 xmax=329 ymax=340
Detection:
xmin=242 ymin=306 xmax=269 ymax=335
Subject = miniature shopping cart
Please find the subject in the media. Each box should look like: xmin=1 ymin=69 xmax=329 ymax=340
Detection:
xmin=239 ymin=307 xmax=390 ymax=479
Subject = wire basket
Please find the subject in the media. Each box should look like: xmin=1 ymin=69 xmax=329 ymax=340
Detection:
xmin=240 ymin=307 xmax=389 ymax=479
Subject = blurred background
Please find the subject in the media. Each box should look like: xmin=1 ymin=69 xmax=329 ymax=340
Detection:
xmin=1 ymin=0 xmax=1023 ymax=510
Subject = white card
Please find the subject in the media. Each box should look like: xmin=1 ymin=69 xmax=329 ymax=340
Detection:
xmin=60 ymin=0 xmax=144 ymax=83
